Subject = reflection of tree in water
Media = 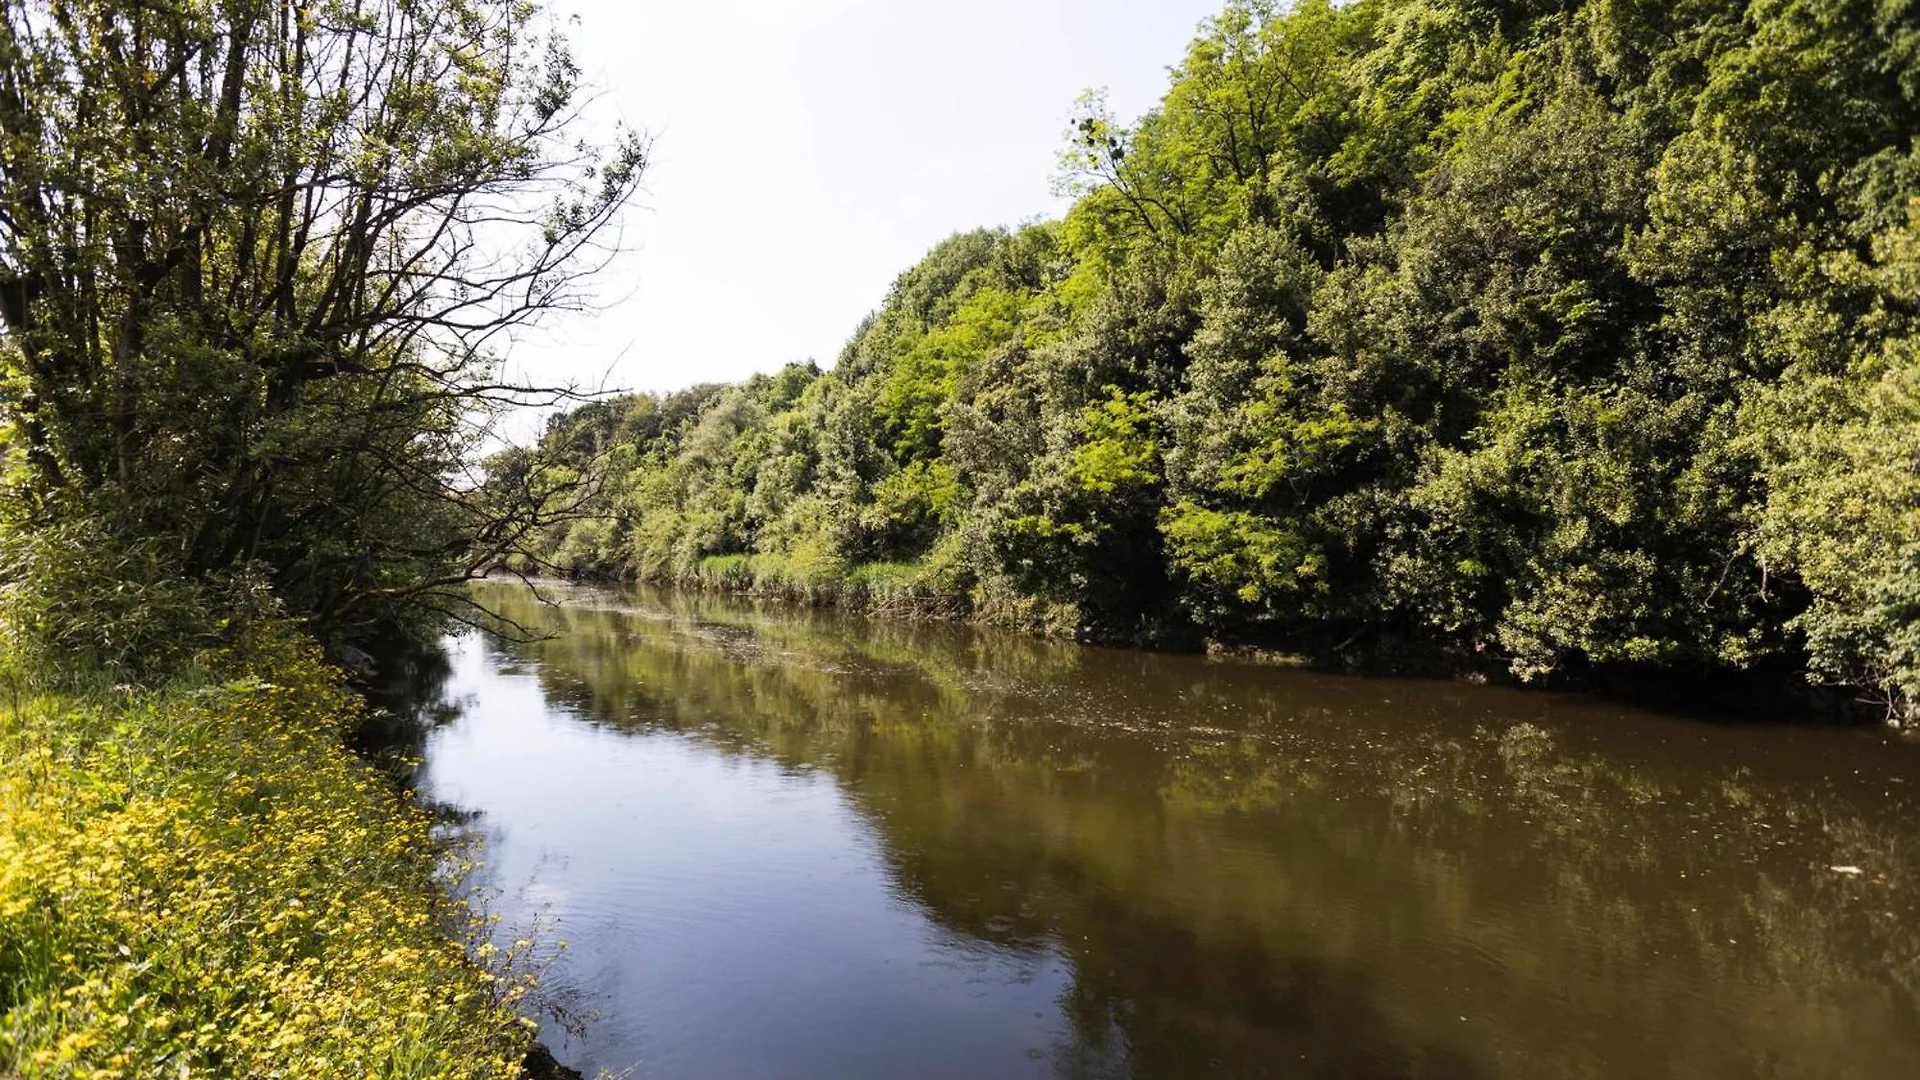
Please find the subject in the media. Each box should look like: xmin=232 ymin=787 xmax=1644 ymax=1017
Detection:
xmin=355 ymin=645 xmax=492 ymax=843
xmin=472 ymin=581 xmax=1920 ymax=1079
xmin=351 ymin=641 xmax=458 ymax=779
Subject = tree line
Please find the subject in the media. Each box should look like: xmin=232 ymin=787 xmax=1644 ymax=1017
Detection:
xmin=510 ymin=0 xmax=1920 ymax=720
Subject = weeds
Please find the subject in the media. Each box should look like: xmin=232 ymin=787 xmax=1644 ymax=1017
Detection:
xmin=0 ymin=630 xmax=535 ymax=1079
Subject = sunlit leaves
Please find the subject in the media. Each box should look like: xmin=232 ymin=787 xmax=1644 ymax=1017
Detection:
xmin=0 ymin=0 xmax=647 ymax=645
xmin=508 ymin=0 xmax=1920 ymax=712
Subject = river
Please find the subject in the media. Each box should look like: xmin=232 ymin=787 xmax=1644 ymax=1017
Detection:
xmin=408 ymin=581 xmax=1920 ymax=1079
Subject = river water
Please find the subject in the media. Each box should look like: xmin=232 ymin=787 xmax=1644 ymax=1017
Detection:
xmin=410 ymin=581 xmax=1920 ymax=1079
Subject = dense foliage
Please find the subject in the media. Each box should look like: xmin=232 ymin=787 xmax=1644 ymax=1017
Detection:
xmin=0 ymin=1 xmax=630 ymax=1073
xmin=0 ymin=631 xmax=538 ymax=1078
xmin=0 ymin=0 xmax=644 ymax=658
xmin=515 ymin=0 xmax=1920 ymax=719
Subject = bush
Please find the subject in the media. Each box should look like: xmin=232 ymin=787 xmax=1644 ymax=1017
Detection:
xmin=1795 ymin=546 xmax=1920 ymax=723
xmin=0 ymin=519 xmax=281 ymax=684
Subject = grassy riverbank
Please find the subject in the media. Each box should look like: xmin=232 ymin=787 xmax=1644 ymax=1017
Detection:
xmin=0 ymin=0 xmax=643 ymax=1071
xmin=0 ymin=629 xmax=538 ymax=1079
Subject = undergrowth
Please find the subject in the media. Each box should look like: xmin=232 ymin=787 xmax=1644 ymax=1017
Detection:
xmin=0 ymin=629 xmax=538 ymax=1079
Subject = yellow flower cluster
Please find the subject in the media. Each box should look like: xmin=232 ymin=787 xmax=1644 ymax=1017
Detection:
xmin=0 ymin=635 xmax=534 ymax=1079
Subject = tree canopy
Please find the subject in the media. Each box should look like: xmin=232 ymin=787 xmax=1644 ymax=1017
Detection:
xmin=0 ymin=0 xmax=645 ymax=664
xmin=510 ymin=0 xmax=1920 ymax=721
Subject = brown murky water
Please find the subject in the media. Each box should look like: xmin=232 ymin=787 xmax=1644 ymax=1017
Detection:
xmin=413 ymin=581 xmax=1920 ymax=1079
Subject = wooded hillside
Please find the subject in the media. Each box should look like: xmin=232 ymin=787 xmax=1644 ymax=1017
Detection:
xmin=510 ymin=0 xmax=1920 ymax=719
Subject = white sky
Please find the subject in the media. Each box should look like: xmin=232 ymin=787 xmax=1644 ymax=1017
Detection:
xmin=505 ymin=0 xmax=1223 ymax=401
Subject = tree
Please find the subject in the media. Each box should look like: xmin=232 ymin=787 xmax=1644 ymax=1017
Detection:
xmin=503 ymin=0 xmax=1920 ymax=717
xmin=0 ymin=0 xmax=646 ymax=647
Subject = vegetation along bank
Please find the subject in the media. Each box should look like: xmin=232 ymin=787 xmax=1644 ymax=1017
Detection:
xmin=0 ymin=629 xmax=540 ymax=1078
xmin=0 ymin=0 xmax=640 ymax=1072
xmin=509 ymin=0 xmax=1920 ymax=721
xmin=2 ymin=0 xmax=1918 ymax=1070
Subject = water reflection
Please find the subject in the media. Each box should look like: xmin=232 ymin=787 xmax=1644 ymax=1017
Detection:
xmin=413 ymin=581 xmax=1920 ymax=1079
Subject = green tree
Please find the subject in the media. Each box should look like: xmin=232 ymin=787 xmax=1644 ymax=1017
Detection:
xmin=0 ymin=0 xmax=645 ymax=649
xmin=505 ymin=0 xmax=1920 ymax=717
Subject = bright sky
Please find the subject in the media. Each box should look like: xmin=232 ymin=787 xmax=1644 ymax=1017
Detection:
xmin=506 ymin=0 xmax=1223 ymax=400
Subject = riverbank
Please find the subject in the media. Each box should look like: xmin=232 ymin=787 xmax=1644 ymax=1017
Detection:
xmin=0 ymin=626 xmax=542 ymax=1079
xmin=537 ymin=564 xmax=1880 ymax=726
xmin=675 ymin=554 xmax=1053 ymax=631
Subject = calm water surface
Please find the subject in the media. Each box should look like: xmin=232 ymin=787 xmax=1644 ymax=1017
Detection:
xmin=411 ymin=582 xmax=1920 ymax=1079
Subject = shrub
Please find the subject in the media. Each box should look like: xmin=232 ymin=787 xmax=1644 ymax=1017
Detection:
xmin=0 ymin=518 xmax=282 ymax=684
